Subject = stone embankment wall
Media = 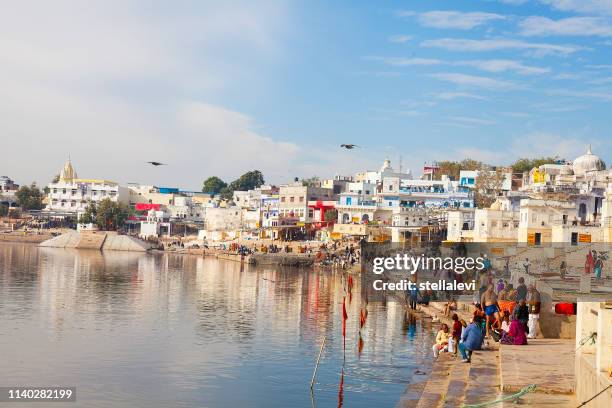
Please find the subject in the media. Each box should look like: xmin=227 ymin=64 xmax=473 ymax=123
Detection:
xmin=249 ymin=253 xmax=315 ymax=267
xmin=39 ymin=231 xmax=151 ymax=252
xmin=0 ymin=232 xmax=53 ymax=244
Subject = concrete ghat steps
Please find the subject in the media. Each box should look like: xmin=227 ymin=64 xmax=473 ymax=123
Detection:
xmin=415 ymin=354 xmax=454 ymax=408
xmin=441 ymin=358 xmax=470 ymax=407
xmin=463 ymin=348 xmax=501 ymax=406
xmin=411 ymin=349 xmax=500 ymax=408
xmin=76 ymin=232 xmax=107 ymax=249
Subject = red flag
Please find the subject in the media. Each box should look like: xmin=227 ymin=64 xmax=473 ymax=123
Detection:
xmin=358 ymin=333 xmax=364 ymax=355
xmin=337 ymin=368 xmax=344 ymax=408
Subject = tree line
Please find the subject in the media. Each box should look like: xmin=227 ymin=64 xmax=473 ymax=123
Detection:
xmin=202 ymin=170 xmax=265 ymax=200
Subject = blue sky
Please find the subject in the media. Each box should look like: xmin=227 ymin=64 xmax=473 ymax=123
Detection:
xmin=2 ymin=0 xmax=612 ymax=189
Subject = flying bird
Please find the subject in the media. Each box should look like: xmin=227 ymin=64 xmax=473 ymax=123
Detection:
xmin=147 ymin=161 xmax=166 ymax=166
xmin=340 ymin=144 xmax=359 ymax=150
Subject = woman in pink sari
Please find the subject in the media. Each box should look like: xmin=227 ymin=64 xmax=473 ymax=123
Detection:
xmin=500 ymin=316 xmax=527 ymax=345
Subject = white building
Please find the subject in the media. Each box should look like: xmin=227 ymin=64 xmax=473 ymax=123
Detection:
xmin=278 ymin=182 xmax=335 ymax=225
xmin=355 ymin=158 xmax=412 ymax=184
xmin=140 ymin=210 xmax=170 ymax=239
xmin=380 ymin=175 xmax=473 ymax=209
xmin=459 ymin=169 xmax=512 ymax=192
xmin=201 ymin=206 xmax=243 ymax=241
xmin=45 ymin=159 xmax=129 ymax=214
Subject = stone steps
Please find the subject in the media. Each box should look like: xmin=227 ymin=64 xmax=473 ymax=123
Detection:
xmin=411 ymin=344 xmax=501 ymax=408
xmin=441 ymin=357 xmax=470 ymax=407
xmin=76 ymin=232 xmax=107 ymax=249
xmin=415 ymin=354 xmax=454 ymax=408
xmin=463 ymin=347 xmax=501 ymax=406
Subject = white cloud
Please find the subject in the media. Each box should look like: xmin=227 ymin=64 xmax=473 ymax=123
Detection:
xmin=434 ymin=133 xmax=594 ymax=165
xmin=549 ymin=89 xmax=612 ymax=101
xmin=501 ymin=111 xmax=531 ymax=118
xmin=365 ymin=56 xmax=443 ymax=66
xmin=388 ymin=35 xmax=412 ymax=43
xmin=456 ymin=59 xmax=550 ymax=74
xmin=509 ymin=133 xmax=592 ymax=159
xmin=400 ymin=11 xmax=505 ymax=30
xmin=539 ymin=0 xmax=612 ymax=15
xmin=450 ymin=116 xmax=497 ymax=125
xmin=431 ymin=92 xmax=487 ymax=100
xmin=421 ymin=38 xmax=584 ymax=56
xmin=368 ymin=56 xmax=549 ymax=74
xmin=520 ymin=16 xmax=612 ymax=37
xmin=430 ymin=73 xmax=518 ymax=89
xmin=553 ymin=73 xmax=583 ymax=80
xmin=588 ymin=76 xmax=612 ymax=84
xmin=0 ymin=1 xmax=375 ymax=188
xmin=586 ymin=64 xmax=612 ymax=69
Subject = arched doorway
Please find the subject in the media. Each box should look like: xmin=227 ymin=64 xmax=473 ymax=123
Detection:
xmin=342 ymin=213 xmax=350 ymax=224
xmin=361 ymin=214 xmax=370 ymax=224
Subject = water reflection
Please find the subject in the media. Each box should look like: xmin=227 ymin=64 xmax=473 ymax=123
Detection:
xmin=0 ymin=243 xmax=434 ymax=408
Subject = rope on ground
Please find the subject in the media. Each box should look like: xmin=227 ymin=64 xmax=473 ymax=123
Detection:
xmin=575 ymin=332 xmax=597 ymax=351
xmin=575 ymin=384 xmax=612 ymax=408
xmin=461 ymin=384 xmax=537 ymax=408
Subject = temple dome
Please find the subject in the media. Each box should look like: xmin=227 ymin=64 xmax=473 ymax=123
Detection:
xmin=572 ymin=146 xmax=606 ymax=176
xmin=380 ymin=158 xmax=394 ymax=173
xmin=59 ymin=158 xmax=77 ymax=181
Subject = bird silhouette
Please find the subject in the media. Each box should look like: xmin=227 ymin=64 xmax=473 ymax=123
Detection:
xmin=147 ymin=161 xmax=166 ymax=166
xmin=340 ymin=144 xmax=359 ymax=150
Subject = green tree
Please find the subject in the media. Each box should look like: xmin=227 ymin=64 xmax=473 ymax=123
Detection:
xmin=220 ymin=170 xmax=265 ymax=200
xmin=15 ymin=183 xmax=44 ymax=210
xmin=78 ymin=202 xmax=97 ymax=224
xmin=511 ymin=157 xmax=557 ymax=174
xmin=93 ymin=199 xmax=130 ymax=230
xmin=474 ymin=167 xmax=506 ymax=209
xmin=202 ymin=176 xmax=227 ymax=195
xmin=230 ymin=170 xmax=265 ymax=191
xmin=0 ymin=203 xmax=8 ymax=217
xmin=324 ymin=209 xmax=338 ymax=223
xmin=301 ymin=176 xmax=320 ymax=187
xmin=435 ymin=159 xmax=483 ymax=180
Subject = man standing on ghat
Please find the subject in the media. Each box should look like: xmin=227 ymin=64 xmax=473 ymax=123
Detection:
xmin=481 ymin=284 xmax=500 ymax=338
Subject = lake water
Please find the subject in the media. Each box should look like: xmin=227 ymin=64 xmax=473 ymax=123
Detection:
xmin=0 ymin=243 xmax=435 ymax=408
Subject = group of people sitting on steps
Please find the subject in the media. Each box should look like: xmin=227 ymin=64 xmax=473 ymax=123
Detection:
xmin=432 ymin=279 xmax=541 ymax=362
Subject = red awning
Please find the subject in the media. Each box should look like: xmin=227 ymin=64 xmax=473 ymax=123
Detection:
xmin=135 ymin=203 xmax=161 ymax=211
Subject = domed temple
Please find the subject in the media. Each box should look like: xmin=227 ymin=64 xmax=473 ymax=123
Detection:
xmin=572 ymin=145 xmax=606 ymax=176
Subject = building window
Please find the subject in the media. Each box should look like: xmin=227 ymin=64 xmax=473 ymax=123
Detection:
xmin=299 ymin=196 xmax=304 ymax=202
xmin=290 ymin=197 xmax=294 ymax=203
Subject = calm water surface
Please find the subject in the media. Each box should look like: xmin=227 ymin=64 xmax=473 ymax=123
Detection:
xmin=0 ymin=243 xmax=435 ymax=408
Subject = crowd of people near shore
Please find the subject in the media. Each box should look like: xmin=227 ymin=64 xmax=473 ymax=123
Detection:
xmin=431 ymin=271 xmax=542 ymax=363
xmin=214 ymin=239 xmax=361 ymax=269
